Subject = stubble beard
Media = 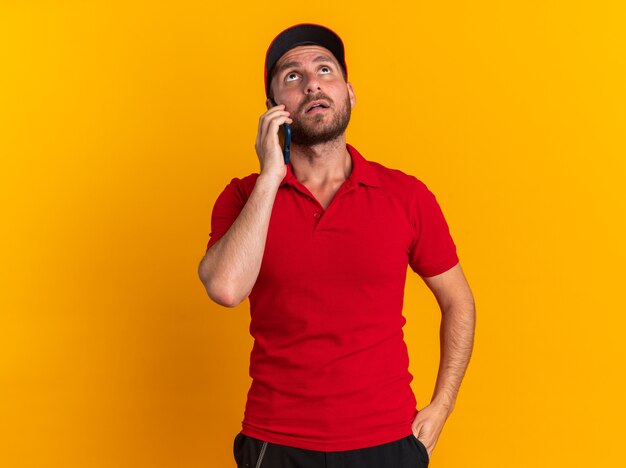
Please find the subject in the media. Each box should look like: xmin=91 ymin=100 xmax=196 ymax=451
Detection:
xmin=290 ymin=93 xmax=352 ymax=146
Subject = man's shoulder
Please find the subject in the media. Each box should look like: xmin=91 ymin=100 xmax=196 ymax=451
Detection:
xmin=237 ymin=172 xmax=261 ymax=186
xmin=364 ymin=158 xmax=428 ymax=194
xmin=220 ymin=172 xmax=260 ymax=196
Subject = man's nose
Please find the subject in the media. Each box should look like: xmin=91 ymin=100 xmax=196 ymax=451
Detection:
xmin=303 ymin=73 xmax=321 ymax=94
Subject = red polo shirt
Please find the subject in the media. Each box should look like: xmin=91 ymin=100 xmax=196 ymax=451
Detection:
xmin=205 ymin=143 xmax=459 ymax=451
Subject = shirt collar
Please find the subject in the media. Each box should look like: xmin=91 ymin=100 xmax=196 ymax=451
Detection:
xmin=279 ymin=143 xmax=381 ymax=188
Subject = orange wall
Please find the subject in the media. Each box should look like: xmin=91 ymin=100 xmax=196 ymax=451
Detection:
xmin=1 ymin=1 xmax=625 ymax=467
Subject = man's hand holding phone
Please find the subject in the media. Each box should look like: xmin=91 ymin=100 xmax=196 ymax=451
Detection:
xmin=255 ymin=99 xmax=293 ymax=182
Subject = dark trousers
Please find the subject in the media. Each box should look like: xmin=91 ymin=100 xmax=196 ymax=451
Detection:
xmin=233 ymin=432 xmax=430 ymax=468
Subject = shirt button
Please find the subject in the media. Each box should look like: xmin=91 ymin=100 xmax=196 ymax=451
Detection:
xmin=313 ymin=212 xmax=320 ymax=218
xmin=306 ymin=196 xmax=312 ymax=201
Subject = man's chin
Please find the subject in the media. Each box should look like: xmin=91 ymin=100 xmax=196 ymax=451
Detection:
xmin=291 ymin=128 xmax=345 ymax=146
xmin=291 ymin=102 xmax=351 ymax=145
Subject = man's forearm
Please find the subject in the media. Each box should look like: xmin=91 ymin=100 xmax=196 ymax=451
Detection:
xmin=198 ymin=174 xmax=282 ymax=307
xmin=430 ymin=300 xmax=476 ymax=414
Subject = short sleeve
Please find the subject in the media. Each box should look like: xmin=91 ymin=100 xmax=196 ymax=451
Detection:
xmin=205 ymin=177 xmax=248 ymax=253
xmin=408 ymin=179 xmax=459 ymax=277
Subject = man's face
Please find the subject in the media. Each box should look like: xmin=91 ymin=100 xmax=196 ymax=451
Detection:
xmin=269 ymin=45 xmax=356 ymax=146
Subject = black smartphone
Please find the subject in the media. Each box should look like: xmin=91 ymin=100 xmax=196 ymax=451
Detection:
xmin=267 ymin=98 xmax=291 ymax=165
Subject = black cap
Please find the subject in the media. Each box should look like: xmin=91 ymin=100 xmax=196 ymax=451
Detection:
xmin=264 ymin=23 xmax=347 ymax=98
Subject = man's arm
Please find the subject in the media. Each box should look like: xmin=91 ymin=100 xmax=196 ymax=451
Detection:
xmin=425 ymin=261 xmax=476 ymax=413
xmin=197 ymin=103 xmax=292 ymax=307
xmin=411 ymin=262 xmax=476 ymax=457
xmin=198 ymin=174 xmax=282 ymax=307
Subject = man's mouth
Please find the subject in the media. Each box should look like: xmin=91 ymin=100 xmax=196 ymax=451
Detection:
xmin=305 ymin=100 xmax=330 ymax=113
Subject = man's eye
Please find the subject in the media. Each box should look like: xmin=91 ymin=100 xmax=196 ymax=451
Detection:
xmin=286 ymin=73 xmax=299 ymax=81
xmin=320 ymin=66 xmax=331 ymax=73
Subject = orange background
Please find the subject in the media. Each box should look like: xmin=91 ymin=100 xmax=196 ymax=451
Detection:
xmin=1 ymin=1 xmax=625 ymax=467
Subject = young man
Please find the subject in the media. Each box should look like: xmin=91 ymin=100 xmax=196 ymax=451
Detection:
xmin=198 ymin=23 xmax=475 ymax=468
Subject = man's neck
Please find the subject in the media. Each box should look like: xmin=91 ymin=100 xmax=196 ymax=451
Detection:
xmin=289 ymin=137 xmax=352 ymax=186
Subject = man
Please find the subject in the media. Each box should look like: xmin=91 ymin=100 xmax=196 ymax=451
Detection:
xmin=198 ymin=23 xmax=475 ymax=468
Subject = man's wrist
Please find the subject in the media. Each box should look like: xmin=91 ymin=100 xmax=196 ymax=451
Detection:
xmin=257 ymin=171 xmax=284 ymax=188
xmin=431 ymin=394 xmax=455 ymax=415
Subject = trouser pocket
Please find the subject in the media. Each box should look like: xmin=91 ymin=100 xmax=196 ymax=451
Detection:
xmin=411 ymin=435 xmax=430 ymax=466
xmin=233 ymin=432 xmax=269 ymax=468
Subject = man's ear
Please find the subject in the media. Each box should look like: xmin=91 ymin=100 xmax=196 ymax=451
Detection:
xmin=347 ymin=82 xmax=356 ymax=109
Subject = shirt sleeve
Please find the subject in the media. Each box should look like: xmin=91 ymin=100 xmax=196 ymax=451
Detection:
xmin=205 ymin=177 xmax=248 ymax=253
xmin=408 ymin=178 xmax=459 ymax=277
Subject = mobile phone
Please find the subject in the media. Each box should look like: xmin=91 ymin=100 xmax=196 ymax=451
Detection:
xmin=267 ymin=98 xmax=291 ymax=165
